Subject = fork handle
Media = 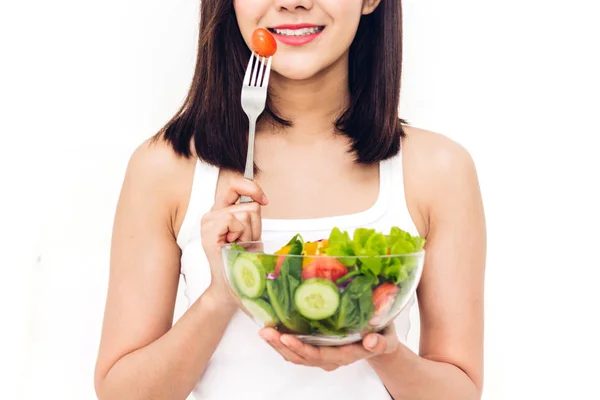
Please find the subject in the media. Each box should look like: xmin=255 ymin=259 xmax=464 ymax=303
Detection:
xmin=243 ymin=118 xmax=257 ymax=180
xmin=240 ymin=117 xmax=257 ymax=204
xmin=239 ymin=195 xmax=253 ymax=203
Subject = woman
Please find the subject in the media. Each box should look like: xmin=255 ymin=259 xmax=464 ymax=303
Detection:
xmin=94 ymin=0 xmax=486 ymax=399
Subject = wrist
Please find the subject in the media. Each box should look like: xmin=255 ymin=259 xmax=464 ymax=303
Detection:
xmin=200 ymin=286 xmax=239 ymax=316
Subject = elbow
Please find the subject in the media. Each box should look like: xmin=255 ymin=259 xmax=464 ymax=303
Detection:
xmin=94 ymin=362 xmax=116 ymax=400
xmin=474 ymin=378 xmax=484 ymax=400
xmin=452 ymin=363 xmax=483 ymax=400
xmin=462 ymin=366 xmax=483 ymax=399
xmin=423 ymin=354 xmax=483 ymax=399
xmin=94 ymin=371 xmax=108 ymax=400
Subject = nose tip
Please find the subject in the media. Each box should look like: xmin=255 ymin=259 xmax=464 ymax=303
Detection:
xmin=274 ymin=0 xmax=313 ymax=11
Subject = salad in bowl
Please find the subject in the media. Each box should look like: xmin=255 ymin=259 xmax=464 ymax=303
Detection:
xmin=221 ymin=226 xmax=426 ymax=346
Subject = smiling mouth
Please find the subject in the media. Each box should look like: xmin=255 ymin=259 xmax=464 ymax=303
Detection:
xmin=267 ymin=26 xmax=325 ymax=37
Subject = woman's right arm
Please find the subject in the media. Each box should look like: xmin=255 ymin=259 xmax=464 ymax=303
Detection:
xmin=93 ymin=141 xmax=263 ymax=400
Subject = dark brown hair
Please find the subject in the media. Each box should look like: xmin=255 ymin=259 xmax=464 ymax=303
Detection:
xmin=157 ymin=0 xmax=406 ymax=172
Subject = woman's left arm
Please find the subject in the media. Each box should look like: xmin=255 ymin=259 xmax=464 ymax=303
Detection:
xmin=370 ymin=139 xmax=486 ymax=399
xmin=259 ymin=135 xmax=486 ymax=399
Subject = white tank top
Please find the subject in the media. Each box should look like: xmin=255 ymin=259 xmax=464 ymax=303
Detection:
xmin=176 ymin=150 xmax=419 ymax=400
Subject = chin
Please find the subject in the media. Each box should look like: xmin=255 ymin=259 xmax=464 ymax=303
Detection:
xmin=272 ymin=68 xmax=319 ymax=81
xmin=271 ymin=58 xmax=331 ymax=82
xmin=270 ymin=46 xmax=349 ymax=83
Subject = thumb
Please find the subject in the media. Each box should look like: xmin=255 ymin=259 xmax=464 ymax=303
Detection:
xmin=363 ymin=333 xmax=388 ymax=354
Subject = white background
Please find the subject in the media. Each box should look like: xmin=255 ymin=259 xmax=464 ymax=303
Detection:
xmin=1 ymin=0 xmax=599 ymax=399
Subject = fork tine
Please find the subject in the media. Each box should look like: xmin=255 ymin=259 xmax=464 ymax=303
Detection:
xmin=243 ymin=52 xmax=255 ymax=86
xmin=262 ymin=56 xmax=273 ymax=87
xmin=257 ymin=56 xmax=267 ymax=86
xmin=253 ymin=58 xmax=261 ymax=87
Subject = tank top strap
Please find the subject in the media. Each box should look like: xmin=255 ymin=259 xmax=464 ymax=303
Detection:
xmin=176 ymin=159 xmax=219 ymax=249
xmin=388 ymin=146 xmax=404 ymax=201
xmin=386 ymin=143 xmax=419 ymax=236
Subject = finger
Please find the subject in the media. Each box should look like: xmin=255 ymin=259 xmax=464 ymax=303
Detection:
xmin=264 ymin=340 xmax=306 ymax=365
xmin=231 ymin=202 xmax=262 ymax=241
xmin=202 ymin=203 xmax=260 ymax=243
xmin=232 ymin=211 xmax=253 ymax=243
xmin=216 ymin=201 xmax=263 ymax=215
xmin=362 ymin=333 xmax=389 ymax=355
xmin=380 ymin=324 xmax=400 ymax=354
xmin=260 ymin=330 xmax=307 ymax=365
xmin=320 ymin=343 xmax=371 ymax=365
xmin=201 ymin=212 xmax=245 ymax=244
xmin=249 ymin=205 xmax=262 ymax=241
xmin=279 ymin=336 xmax=343 ymax=371
xmin=279 ymin=335 xmax=323 ymax=363
xmin=214 ymin=176 xmax=268 ymax=209
xmin=221 ymin=213 xmax=246 ymax=243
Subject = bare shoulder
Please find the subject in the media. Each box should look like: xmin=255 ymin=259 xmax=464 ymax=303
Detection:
xmin=122 ymin=134 xmax=196 ymax=237
xmin=402 ymin=126 xmax=477 ymax=183
xmin=401 ymin=126 xmax=482 ymax=236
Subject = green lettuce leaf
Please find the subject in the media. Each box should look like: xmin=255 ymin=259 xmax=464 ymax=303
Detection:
xmin=387 ymin=226 xmax=426 ymax=253
xmin=352 ymin=228 xmax=388 ymax=276
xmin=324 ymin=227 xmax=356 ymax=266
xmin=381 ymin=226 xmax=425 ymax=283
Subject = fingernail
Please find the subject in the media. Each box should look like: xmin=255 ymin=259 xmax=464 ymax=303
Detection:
xmin=262 ymin=194 xmax=268 ymax=204
xmin=365 ymin=335 xmax=378 ymax=349
xmin=280 ymin=336 xmax=291 ymax=347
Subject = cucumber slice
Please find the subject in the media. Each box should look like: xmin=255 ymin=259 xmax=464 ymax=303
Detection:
xmin=265 ymin=280 xmax=312 ymax=334
xmin=241 ymin=298 xmax=278 ymax=327
xmin=294 ymin=278 xmax=340 ymax=320
xmin=231 ymin=253 xmax=266 ymax=299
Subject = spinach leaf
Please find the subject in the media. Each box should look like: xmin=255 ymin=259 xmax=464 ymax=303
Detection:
xmin=258 ymin=254 xmax=277 ymax=274
xmin=329 ymin=275 xmax=376 ymax=331
xmin=265 ymin=238 xmax=304 ymax=331
xmin=309 ymin=320 xmax=346 ymax=337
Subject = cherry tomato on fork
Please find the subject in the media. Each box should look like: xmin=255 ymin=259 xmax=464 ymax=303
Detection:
xmin=251 ymin=28 xmax=277 ymax=57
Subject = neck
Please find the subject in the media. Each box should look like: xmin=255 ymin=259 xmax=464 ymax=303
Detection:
xmin=262 ymin=53 xmax=350 ymax=138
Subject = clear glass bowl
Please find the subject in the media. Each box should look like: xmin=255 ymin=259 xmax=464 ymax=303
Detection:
xmin=221 ymin=239 xmax=425 ymax=346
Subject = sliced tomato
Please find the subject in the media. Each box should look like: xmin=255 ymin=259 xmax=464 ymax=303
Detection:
xmin=301 ymin=258 xmax=348 ymax=282
xmin=272 ymin=245 xmax=291 ymax=276
xmin=251 ymin=28 xmax=277 ymax=57
xmin=274 ymin=255 xmax=285 ymax=276
xmin=372 ymin=283 xmax=400 ymax=315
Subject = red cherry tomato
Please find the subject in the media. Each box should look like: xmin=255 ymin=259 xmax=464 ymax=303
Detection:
xmin=301 ymin=258 xmax=348 ymax=282
xmin=251 ymin=28 xmax=277 ymax=57
xmin=372 ymin=283 xmax=399 ymax=315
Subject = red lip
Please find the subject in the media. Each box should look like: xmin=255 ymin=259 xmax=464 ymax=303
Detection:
xmin=268 ymin=25 xmax=325 ymax=47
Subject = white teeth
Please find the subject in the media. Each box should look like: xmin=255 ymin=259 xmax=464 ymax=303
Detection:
xmin=273 ymin=27 xmax=321 ymax=36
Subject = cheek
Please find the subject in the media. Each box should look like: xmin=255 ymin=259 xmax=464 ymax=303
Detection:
xmin=326 ymin=0 xmax=365 ymax=20
xmin=233 ymin=0 xmax=267 ymax=44
xmin=326 ymin=2 xmax=363 ymax=46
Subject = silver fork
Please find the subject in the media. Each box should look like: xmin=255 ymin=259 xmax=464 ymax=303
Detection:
xmin=239 ymin=52 xmax=273 ymax=204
